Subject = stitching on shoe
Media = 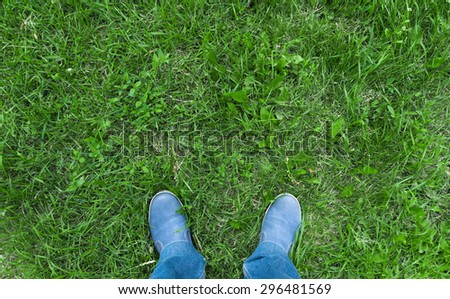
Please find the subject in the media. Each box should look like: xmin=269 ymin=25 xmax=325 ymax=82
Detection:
xmin=155 ymin=240 xmax=163 ymax=253
xmin=243 ymin=265 xmax=252 ymax=279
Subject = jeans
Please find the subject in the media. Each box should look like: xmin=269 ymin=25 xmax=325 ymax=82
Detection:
xmin=150 ymin=241 xmax=300 ymax=279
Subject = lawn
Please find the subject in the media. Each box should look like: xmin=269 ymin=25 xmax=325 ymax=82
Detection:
xmin=1 ymin=0 xmax=449 ymax=278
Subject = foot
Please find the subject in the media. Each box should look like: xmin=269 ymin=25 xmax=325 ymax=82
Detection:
xmin=259 ymin=193 xmax=301 ymax=253
xmin=149 ymin=190 xmax=192 ymax=253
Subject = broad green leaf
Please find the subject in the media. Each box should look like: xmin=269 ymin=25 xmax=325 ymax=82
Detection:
xmin=410 ymin=206 xmax=425 ymax=221
xmin=290 ymin=55 xmax=304 ymax=64
xmin=260 ymin=107 xmax=271 ymax=122
xmin=224 ymin=90 xmax=248 ymax=103
xmin=426 ymin=57 xmax=444 ymax=68
xmin=227 ymin=102 xmax=238 ymax=114
xmin=266 ymin=76 xmax=284 ymax=90
xmin=394 ymin=233 xmax=407 ymax=244
xmin=294 ymin=169 xmax=307 ymax=176
xmin=362 ymin=166 xmax=378 ymax=174
xmin=230 ymin=220 xmax=242 ymax=229
xmin=387 ymin=105 xmax=395 ymax=118
xmin=372 ymin=254 xmax=384 ymax=263
xmin=128 ymin=88 xmax=136 ymax=97
xmin=307 ymin=178 xmax=321 ymax=184
xmin=331 ymin=117 xmax=344 ymax=138
xmin=339 ymin=184 xmax=354 ymax=197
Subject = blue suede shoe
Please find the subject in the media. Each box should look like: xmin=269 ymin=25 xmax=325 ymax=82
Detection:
xmin=149 ymin=190 xmax=193 ymax=254
xmin=259 ymin=193 xmax=301 ymax=254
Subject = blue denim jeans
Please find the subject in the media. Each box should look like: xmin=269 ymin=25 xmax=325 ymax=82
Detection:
xmin=150 ymin=241 xmax=300 ymax=279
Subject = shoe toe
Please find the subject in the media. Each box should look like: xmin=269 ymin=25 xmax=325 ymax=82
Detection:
xmin=149 ymin=191 xmax=191 ymax=252
xmin=260 ymin=193 xmax=301 ymax=252
xmin=272 ymin=193 xmax=301 ymax=224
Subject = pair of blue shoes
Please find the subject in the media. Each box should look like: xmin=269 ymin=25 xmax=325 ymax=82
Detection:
xmin=149 ymin=190 xmax=301 ymax=256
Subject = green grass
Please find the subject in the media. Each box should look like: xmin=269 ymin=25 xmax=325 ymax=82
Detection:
xmin=1 ymin=0 xmax=449 ymax=278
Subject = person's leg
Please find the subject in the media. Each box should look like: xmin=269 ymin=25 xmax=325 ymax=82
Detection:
xmin=243 ymin=193 xmax=301 ymax=279
xmin=149 ymin=191 xmax=206 ymax=279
